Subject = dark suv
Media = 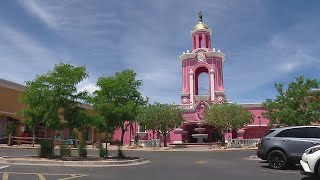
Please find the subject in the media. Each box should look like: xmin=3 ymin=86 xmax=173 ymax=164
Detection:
xmin=257 ymin=126 xmax=320 ymax=169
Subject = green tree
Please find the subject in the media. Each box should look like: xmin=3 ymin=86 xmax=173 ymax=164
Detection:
xmin=263 ymin=76 xmax=320 ymax=126
xmin=204 ymin=102 xmax=254 ymax=145
xmin=20 ymin=63 xmax=89 ymax=156
xmin=92 ymin=69 xmax=147 ymax=146
xmin=64 ymin=106 xmax=93 ymax=140
xmin=18 ymin=108 xmax=44 ymax=144
xmin=138 ymin=103 xmax=184 ymax=147
xmin=137 ymin=104 xmax=158 ymax=139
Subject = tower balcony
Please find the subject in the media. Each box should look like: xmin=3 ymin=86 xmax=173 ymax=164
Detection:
xmin=194 ymin=95 xmax=210 ymax=101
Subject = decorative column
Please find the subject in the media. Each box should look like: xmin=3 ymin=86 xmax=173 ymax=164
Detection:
xmin=195 ymin=34 xmax=200 ymax=49
xmin=202 ymin=34 xmax=206 ymax=48
xmin=210 ymin=68 xmax=215 ymax=103
xmin=189 ymin=70 xmax=194 ymax=108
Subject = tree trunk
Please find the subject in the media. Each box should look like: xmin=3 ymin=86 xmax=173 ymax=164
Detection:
xmin=221 ymin=131 xmax=226 ymax=146
xmin=163 ymin=132 xmax=167 ymax=147
xmin=50 ymin=131 xmax=55 ymax=156
xmin=152 ymin=130 xmax=155 ymax=139
xmin=105 ymin=131 xmax=108 ymax=158
xmin=120 ymin=125 xmax=125 ymax=145
xmin=32 ymin=128 xmax=35 ymax=147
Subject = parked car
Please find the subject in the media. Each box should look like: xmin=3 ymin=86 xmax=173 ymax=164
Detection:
xmin=300 ymin=145 xmax=320 ymax=176
xmin=257 ymin=126 xmax=320 ymax=169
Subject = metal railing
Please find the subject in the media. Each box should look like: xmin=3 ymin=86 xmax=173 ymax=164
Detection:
xmin=227 ymin=138 xmax=260 ymax=148
xmin=137 ymin=139 xmax=161 ymax=147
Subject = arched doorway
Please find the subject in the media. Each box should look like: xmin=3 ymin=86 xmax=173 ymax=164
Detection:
xmin=194 ymin=66 xmax=209 ymax=96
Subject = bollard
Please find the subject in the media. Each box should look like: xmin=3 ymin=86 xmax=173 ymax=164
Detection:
xmin=8 ymin=134 xmax=12 ymax=146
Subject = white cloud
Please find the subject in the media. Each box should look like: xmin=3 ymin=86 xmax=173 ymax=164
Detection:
xmin=18 ymin=0 xmax=58 ymax=29
xmin=0 ymin=21 xmax=60 ymax=84
xmin=77 ymin=79 xmax=99 ymax=95
xmin=8 ymin=0 xmax=320 ymax=105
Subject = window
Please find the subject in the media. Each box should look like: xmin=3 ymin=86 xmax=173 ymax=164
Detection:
xmin=276 ymin=128 xmax=308 ymax=138
xmin=308 ymin=127 xmax=320 ymax=138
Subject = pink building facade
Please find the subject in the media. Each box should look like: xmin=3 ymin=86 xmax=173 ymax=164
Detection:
xmin=112 ymin=12 xmax=270 ymax=145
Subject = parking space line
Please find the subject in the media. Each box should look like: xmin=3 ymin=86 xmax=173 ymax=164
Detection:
xmin=2 ymin=172 xmax=8 ymax=180
xmin=1 ymin=172 xmax=86 ymax=176
xmin=58 ymin=175 xmax=87 ymax=180
xmin=194 ymin=160 xmax=208 ymax=164
xmin=261 ymin=169 xmax=299 ymax=174
xmin=37 ymin=173 xmax=46 ymax=180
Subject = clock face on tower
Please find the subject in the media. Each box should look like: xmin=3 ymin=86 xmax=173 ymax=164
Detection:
xmin=197 ymin=51 xmax=206 ymax=62
xmin=217 ymin=95 xmax=223 ymax=102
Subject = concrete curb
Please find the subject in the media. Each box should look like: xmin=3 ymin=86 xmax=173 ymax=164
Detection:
xmin=121 ymin=147 xmax=258 ymax=152
xmin=0 ymin=145 xmax=258 ymax=152
xmin=0 ymin=157 xmax=149 ymax=167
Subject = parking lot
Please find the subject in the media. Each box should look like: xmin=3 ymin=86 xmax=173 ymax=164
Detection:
xmin=0 ymin=148 xmax=318 ymax=180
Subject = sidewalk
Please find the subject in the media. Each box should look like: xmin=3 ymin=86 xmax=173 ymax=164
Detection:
xmin=0 ymin=144 xmax=258 ymax=152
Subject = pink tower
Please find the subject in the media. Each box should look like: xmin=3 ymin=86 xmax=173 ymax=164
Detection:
xmin=179 ymin=12 xmax=225 ymax=124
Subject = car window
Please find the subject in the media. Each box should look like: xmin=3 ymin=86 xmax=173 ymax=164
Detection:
xmin=266 ymin=130 xmax=275 ymax=136
xmin=308 ymin=127 xmax=320 ymax=138
xmin=276 ymin=128 xmax=308 ymax=138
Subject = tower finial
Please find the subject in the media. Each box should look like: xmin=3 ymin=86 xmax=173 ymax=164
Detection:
xmin=198 ymin=11 xmax=203 ymax=22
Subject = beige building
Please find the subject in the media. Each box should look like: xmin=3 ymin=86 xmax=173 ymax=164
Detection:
xmin=0 ymin=78 xmax=97 ymax=141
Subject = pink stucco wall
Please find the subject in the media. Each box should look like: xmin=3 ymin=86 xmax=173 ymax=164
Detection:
xmin=112 ymin=121 xmax=181 ymax=146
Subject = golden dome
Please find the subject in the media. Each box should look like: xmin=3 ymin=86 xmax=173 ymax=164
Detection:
xmin=193 ymin=21 xmax=209 ymax=30
xmin=193 ymin=11 xmax=209 ymax=31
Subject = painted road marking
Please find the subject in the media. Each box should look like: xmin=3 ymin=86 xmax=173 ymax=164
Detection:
xmin=37 ymin=173 xmax=46 ymax=180
xmin=0 ymin=166 xmax=9 ymax=170
xmin=261 ymin=169 xmax=299 ymax=174
xmin=58 ymin=174 xmax=87 ymax=180
xmin=2 ymin=172 xmax=8 ymax=180
xmin=195 ymin=160 xmax=208 ymax=164
xmin=0 ymin=172 xmax=87 ymax=180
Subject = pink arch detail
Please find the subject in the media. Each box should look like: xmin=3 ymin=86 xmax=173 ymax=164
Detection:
xmin=191 ymin=62 xmax=213 ymax=72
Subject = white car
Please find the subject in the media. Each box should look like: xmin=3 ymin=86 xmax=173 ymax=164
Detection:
xmin=300 ymin=145 xmax=320 ymax=176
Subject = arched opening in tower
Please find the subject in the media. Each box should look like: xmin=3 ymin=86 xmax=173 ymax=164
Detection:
xmin=194 ymin=67 xmax=209 ymax=95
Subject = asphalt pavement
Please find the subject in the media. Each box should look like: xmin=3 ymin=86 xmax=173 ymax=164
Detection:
xmin=0 ymin=148 xmax=318 ymax=180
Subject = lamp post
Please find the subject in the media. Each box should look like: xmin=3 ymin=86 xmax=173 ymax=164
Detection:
xmin=258 ymin=116 xmax=262 ymax=138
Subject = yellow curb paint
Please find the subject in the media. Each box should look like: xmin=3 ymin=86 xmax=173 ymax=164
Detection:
xmin=37 ymin=174 xmax=46 ymax=180
xmin=2 ymin=173 xmax=8 ymax=180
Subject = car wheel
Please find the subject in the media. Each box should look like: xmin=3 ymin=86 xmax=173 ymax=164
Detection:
xmin=317 ymin=163 xmax=320 ymax=176
xmin=267 ymin=150 xmax=287 ymax=169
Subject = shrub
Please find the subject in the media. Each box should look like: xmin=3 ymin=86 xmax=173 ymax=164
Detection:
xmin=38 ymin=140 xmax=52 ymax=158
xmin=98 ymin=143 xmax=107 ymax=158
xmin=78 ymin=141 xmax=87 ymax=158
xmin=59 ymin=142 xmax=71 ymax=158
xmin=6 ymin=122 xmax=16 ymax=136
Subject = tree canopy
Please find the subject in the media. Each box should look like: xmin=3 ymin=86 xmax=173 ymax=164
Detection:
xmin=263 ymin=76 xmax=320 ymax=126
xmin=92 ymin=69 xmax=147 ymax=145
xmin=20 ymin=63 xmax=90 ymax=155
xmin=204 ymin=102 xmax=254 ymax=143
xmin=138 ymin=103 xmax=184 ymax=147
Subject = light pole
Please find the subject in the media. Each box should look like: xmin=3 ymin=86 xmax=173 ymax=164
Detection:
xmin=258 ymin=116 xmax=262 ymax=138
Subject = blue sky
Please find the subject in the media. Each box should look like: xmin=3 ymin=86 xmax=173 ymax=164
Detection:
xmin=0 ymin=0 xmax=320 ymax=104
